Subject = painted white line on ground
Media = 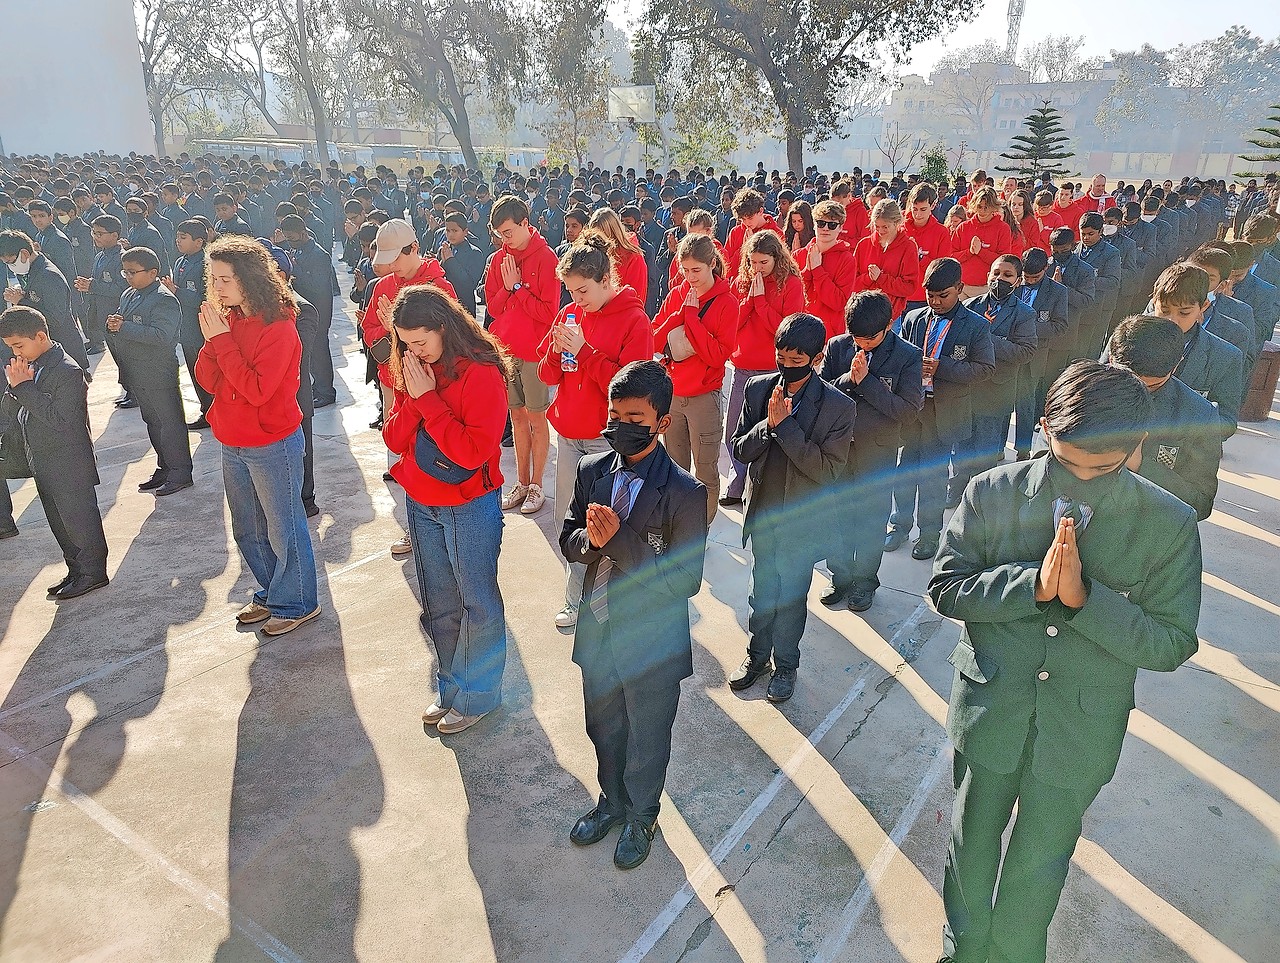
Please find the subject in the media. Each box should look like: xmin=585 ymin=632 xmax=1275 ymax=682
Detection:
xmin=0 ymin=730 xmax=305 ymax=963
xmin=618 ymin=600 xmax=932 ymax=963
xmin=809 ymin=747 xmax=951 ymax=963
xmin=0 ymin=547 xmax=386 ymax=727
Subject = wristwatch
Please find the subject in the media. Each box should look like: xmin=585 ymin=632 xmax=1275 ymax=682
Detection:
xmin=512 ymin=281 xmax=524 ymax=292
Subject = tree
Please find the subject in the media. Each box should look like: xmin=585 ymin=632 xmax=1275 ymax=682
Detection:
xmin=930 ymin=41 xmax=1021 ymax=144
xmin=340 ymin=0 xmax=529 ymax=169
xmin=1094 ymin=44 xmax=1170 ymax=136
xmin=1238 ymin=104 xmax=1280 ymax=179
xmin=1018 ymin=34 xmax=1103 ymax=84
xmin=533 ymin=0 xmax=614 ymax=168
xmin=875 ymin=122 xmax=925 ymax=174
xmin=1166 ymin=27 xmax=1280 ymax=137
xmin=637 ymin=0 xmax=971 ymax=174
xmin=918 ymin=145 xmax=949 ymax=186
xmin=996 ymin=99 xmax=1076 ymax=180
xmin=270 ymin=0 xmax=334 ymax=164
xmin=135 ymin=0 xmax=216 ymax=155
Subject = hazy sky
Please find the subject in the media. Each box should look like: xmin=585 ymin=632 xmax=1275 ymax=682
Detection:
xmin=611 ymin=1 xmax=1280 ymax=77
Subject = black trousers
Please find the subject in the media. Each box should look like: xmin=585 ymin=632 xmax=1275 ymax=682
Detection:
xmin=942 ymin=721 xmax=1102 ymax=963
xmin=747 ymin=526 xmax=815 ymax=672
xmin=179 ymin=316 xmax=213 ymax=414
xmin=300 ymin=411 xmax=315 ymax=509
xmin=829 ymin=443 xmax=897 ymax=594
xmin=134 ymin=380 xmax=193 ymax=482
xmin=580 ymin=620 xmax=682 ymax=825
xmin=308 ymin=301 xmax=336 ymax=403
xmin=34 ymin=472 xmax=108 ymax=579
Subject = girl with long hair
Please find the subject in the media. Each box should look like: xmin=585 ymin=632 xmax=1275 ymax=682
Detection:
xmin=851 ymin=198 xmax=921 ymax=320
xmin=586 ymin=207 xmax=648 ymax=299
xmin=382 ymin=285 xmax=513 ymax=733
xmin=785 ymin=200 xmax=815 ymax=251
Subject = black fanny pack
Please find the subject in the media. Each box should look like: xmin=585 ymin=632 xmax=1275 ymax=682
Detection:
xmin=414 ymin=427 xmax=477 ymax=485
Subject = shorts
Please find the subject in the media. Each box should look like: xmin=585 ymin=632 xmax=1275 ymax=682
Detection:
xmin=506 ymin=357 xmax=550 ymax=412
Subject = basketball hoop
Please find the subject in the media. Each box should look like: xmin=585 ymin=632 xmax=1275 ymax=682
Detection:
xmin=608 ymin=87 xmax=656 ymax=126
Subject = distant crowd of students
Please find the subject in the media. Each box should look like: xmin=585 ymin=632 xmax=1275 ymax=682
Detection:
xmin=1 ymin=150 xmax=1278 ymax=959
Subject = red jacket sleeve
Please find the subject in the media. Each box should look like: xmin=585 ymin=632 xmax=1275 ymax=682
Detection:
xmin=577 ymin=312 xmax=654 ymax=393
xmin=535 ymin=304 xmax=571 ymax=386
xmin=513 ymin=247 xmax=561 ymax=335
xmin=652 ymin=287 xmax=684 ymax=347
xmin=678 ymin=293 xmax=735 ymax=369
xmin=362 ymin=277 xmax=393 ymax=348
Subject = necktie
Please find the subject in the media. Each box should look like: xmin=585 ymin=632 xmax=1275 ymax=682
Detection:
xmin=588 ymin=469 xmax=637 ymax=623
xmin=1052 ymin=495 xmax=1092 ymax=534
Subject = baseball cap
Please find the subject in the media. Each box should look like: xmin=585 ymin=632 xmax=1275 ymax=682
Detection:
xmin=372 ymin=218 xmax=417 ymax=265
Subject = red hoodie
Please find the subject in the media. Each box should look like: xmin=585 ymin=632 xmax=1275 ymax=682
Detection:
xmin=724 ymin=216 xmax=784 ymax=282
xmin=732 ymin=271 xmax=805 ymax=369
xmin=652 ymin=276 xmax=736 ymax=396
xmin=536 ymin=286 xmax=653 ymax=440
xmin=669 ymin=237 xmax=727 ymax=287
xmin=615 ymin=243 xmax=648 ymax=300
xmin=196 ymin=305 xmax=302 ymax=448
xmin=383 ymin=357 xmax=507 ymax=507
xmin=484 ymin=227 xmax=561 ymax=362
xmin=903 ymin=215 xmax=952 ymax=304
xmin=1019 ymin=215 xmax=1046 ymax=253
xmin=840 ymin=197 xmax=869 ymax=247
xmin=364 ymin=259 xmax=458 ymax=386
xmin=796 ymin=239 xmax=857 ymax=341
xmin=852 ymin=231 xmax=921 ymax=319
xmin=953 ymin=214 xmax=1014 ymax=286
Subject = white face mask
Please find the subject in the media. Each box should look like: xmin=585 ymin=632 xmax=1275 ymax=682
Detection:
xmin=1206 ymin=291 xmax=1217 ymax=303
xmin=1140 ymin=214 xmax=1157 ymax=223
xmin=1184 ymin=199 xmax=1195 ymax=207
xmin=1102 ymin=224 xmax=1118 ymax=236
xmin=8 ymin=255 xmax=31 ymax=276
xmin=57 ymin=213 xmax=73 ymax=225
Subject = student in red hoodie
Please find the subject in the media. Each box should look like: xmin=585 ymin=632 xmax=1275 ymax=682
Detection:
xmin=953 ymin=186 xmax=1014 ymax=298
xmin=666 ymin=209 xmax=724 ymax=289
xmin=382 ymin=285 xmax=511 ymax=735
xmin=852 ymin=198 xmax=920 ymax=320
xmin=1009 ymin=189 xmax=1043 ymax=253
xmin=903 ymin=183 xmax=952 ymax=315
xmin=1032 ymin=188 xmax=1065 ymax=241
xmin=796 ymin=198 xmax=858 ymax=340
xmin=484 ymin=195 xmax=561 ymax=517
xmin=539 ymin=234 xmax=653 ymax=628
xmin=721 ymin=230 xmax=805 ymax=506
xmin=833 ymin=179 xmax=869 ymax=248
xmin=196 ymin=235 xmax=319 ymax=637
xmin=587 ymin=207 xmax=648 ymax=301
xmin=1052 ymin=183 xmax=1084 ymax=231
xmin=723 ymin=188 xmax=783 ymax=284
xmin=652 ymin=233 xmax=736 ymax=520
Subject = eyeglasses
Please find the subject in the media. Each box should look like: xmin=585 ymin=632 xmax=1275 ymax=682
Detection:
xmin=122 ymin=268 xmax=152 ymax=277
xmin=814 ymin=220 xmax=842 ymax=230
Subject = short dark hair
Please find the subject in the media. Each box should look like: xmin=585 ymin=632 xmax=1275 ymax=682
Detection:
xmin=845 ymin=290 xmax=893 ymax=336
xmin=1108 ymin=315 xmax=1185 ymax=378
xmin=121 ymin=246 xmax=160 ymax=272
xmin=92 ymin=214 xmax=122 ymax=235
xmin=0 ymin=305 xmax=49 ymax=339
xmin=0 ymin=230 xmax=35 ymax=258
xmin=1023 ymin=247 xmax=1049 ymax=275
xmin=1153 ymin=262 xmax=1210 ymax=308
xmin=212 ymin=193 xmax=236 ymax=207
xmin=1079 ymin=212 xmax=1104 ymax=232
xmin=176 ymin=218 xmax=207 ymax=240
xmin=775 ymin=312 xmax=826 ymax=358
xmin=279 ymin=214 xmax=306 ymax=234
xmin=923 ymin=257 xmax=962 ymax=290
xmin=1049 ymin=226 xmax=1075 ymax=248
xmin=608 ymin=359 xmax=673 ymax=417
xmin=1043 ymin=360 xmax=1152 ymax=454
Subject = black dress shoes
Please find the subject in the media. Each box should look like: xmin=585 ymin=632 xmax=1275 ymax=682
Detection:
xmin=53 ymin=574 xmax=109 ymax=600
xmin=304 ymin=501 xmax=320 ymax=518
xmin=728 ymin=657 xmax=771 ymax=690
xmin=115 ymin=392 xmax=138 ymax=409
xmin=187 ymin=415 xmax=210 ymax=431
xmin=86 ymin=342 xmax=106 ymax=356
xmin=911 ymin=535 xmax=940 ymax=560
xmin=46 ymin=573 xmax=74 ymax=597
xmin=847 ymin=588 xmax=875 ymax=612
xmin=138 ymin=472 xmax=168 ymax=492
xmin=717 ymin=493 xmax=744 ymax=507
xmin=570 ymin=805 xmax=624 ymax=846
xmin=884 ymin=527 xmax=910 ymax=552
xmin=820 ymin=583 xmax=846 ymax=607
xmin=154 ymin=479 xmax=194 ymax=497
xmin=766 ymin=668 xmax=796 ymax=703
xmin=614 ymin=819 xmax=655 ymax=870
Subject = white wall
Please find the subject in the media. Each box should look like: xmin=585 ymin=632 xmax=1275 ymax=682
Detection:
xmin=0 ymin=0 xmax=153 ymax=156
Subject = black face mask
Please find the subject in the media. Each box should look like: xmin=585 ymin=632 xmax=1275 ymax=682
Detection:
xmin=126 ymin=211 xmax=147 ymax=226
xmin=778 ymin=363 xmax=812 ymax=384
xmin=601 ymin=420 xmax=654 ymax=458
xmin=989 ymin=278 xmax=1015 ymax=301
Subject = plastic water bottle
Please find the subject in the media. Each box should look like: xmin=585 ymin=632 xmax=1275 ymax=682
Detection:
xmin=561 ymin=311 xmax=579 ymax=372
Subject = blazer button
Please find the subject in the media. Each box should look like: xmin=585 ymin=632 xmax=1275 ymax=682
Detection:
xmin=1045 ymin=625 xmax=1059 ymax=637
xmin=1037 ymin=670 xmax=1050 ymax=681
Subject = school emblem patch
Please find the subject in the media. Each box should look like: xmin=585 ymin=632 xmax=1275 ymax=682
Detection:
xmin=647 ymin=532 xmax=666 ymax=555
xmin=27 ymin=292 xmax=41 ymax=305
xmin=1157 ymin=445 xmax=1179 ymax=469
xmin=951 ymin=345 xmax=968 ymax=360
xmin=880 ymin=376 xmax=895 ymax=391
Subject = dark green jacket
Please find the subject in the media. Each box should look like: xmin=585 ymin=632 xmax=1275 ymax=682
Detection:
xmin=929 ymin=454 xmax=1201 ymax=793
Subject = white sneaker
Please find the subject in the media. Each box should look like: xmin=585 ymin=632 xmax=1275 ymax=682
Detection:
xmin=437 ymin=708 xmax=488 ymax=734
xmin=501 ymin=484 xmax=530 ymax=511
xmin=421 ymin=702 xmax=450 ymax=724
xmin=390 ymin=533 xmax=413 ymax=558
xmin=555 ymin=606 xmax=578 ymax=628
xmin=520 ymin=483 xmax=545 ymax=514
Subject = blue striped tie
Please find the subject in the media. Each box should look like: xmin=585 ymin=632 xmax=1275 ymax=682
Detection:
xmin=588 ymin=469 xmax=636 ymax=623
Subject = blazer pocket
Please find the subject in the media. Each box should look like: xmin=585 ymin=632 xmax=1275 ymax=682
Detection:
xmin=947 ymin=641 xmax=999 ymax=684
xmin=1077 ymin=685 xmax=1136 ymax=716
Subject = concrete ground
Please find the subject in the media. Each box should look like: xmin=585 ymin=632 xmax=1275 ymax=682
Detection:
xmin=0 ymin=277 xmax=1277 ymax=963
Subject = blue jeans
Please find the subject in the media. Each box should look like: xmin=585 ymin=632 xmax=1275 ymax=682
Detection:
xmin=222 ymin=428 xmax=319 ymax=619
xmin=408 ymin=489 xmax=507 ymax=715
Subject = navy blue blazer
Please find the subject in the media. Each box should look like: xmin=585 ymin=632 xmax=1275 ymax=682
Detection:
xmin=820 ymin=329 xmax=923 ymax=449
xmin=899 ymin=303 xmax=996 ymax=441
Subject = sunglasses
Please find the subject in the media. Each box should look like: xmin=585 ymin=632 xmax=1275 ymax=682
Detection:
xmin=815 ymin=219 xmax=842 ymax=230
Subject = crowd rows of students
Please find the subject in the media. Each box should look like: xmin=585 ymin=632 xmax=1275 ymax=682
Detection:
xmin=1 ymin=149 xmax=1278 ymax=961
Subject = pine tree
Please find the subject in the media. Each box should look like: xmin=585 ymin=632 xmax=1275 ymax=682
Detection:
xmin=1237 ymin=104 xmax=1280 ymax=179
xmin=996 ymin=100 xmax=1076 ymax=180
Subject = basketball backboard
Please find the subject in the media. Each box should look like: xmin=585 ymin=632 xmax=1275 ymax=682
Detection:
xmin=608 ymin=86 xmax=657 ymax=124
